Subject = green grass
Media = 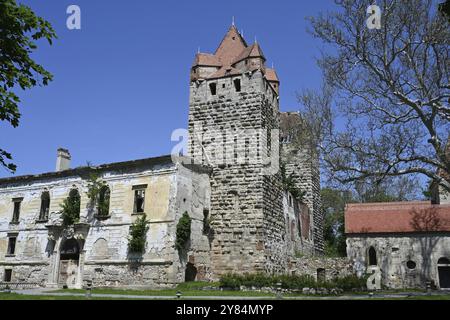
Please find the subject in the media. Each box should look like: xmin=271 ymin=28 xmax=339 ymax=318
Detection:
xmin=0 ymin=293 xmax=144 ymax=300
xmin=47 ymin=281 xmax=273 ymax=297
xmin=49 ymin=288 xmax=275 ymax=297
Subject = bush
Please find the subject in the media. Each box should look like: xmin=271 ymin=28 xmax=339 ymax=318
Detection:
xmin=60 ymin=191 xmax=81 ymax=226
xmin=219 ymin=273 xmax=366 ymax=292
xmin=331 ymin=275 xmax=368 ymax=291
xmin=176 ymin=212 xmax=192 ymax=251
xmin=128 ymin=214 xmax=149 ymax=253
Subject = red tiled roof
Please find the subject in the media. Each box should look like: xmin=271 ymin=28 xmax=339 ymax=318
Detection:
xmin=265 ymin=68 xmax=279 ymax=82
xmin=215 ymin=25 xmax=247 ymax=66
xmin=191 ymin=25 xmax=278 ymax=85
xmin=233 ymin=43 xmax=265 ymax=64
xmin=193 ymin=53 xmax=222 ymax=67
xmin=345 ymin=201 xmax=450 ymax=234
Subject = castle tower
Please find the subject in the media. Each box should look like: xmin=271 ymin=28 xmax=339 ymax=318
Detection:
xmin=188 ymin=25 xmax=287 ymax=277
xmin=280 ymin=112 xmax=324 ymax=254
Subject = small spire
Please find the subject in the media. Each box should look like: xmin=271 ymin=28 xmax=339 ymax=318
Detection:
xmin=272 ymin=62 xmax=274 ymax=69
xmin=197 ymin=46 xmax=200 ymax=54
xmin=255 ymin=36 xmax=257 ymax=44
xmin=232 ymin=16 xmax=235 ymax=26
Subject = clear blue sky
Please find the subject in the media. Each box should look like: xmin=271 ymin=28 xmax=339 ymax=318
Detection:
xmin=0 ymin=0 xmax=333 ymax=178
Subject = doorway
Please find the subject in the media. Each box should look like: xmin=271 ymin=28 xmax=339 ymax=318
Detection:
xmin=59 ymin=239 xmax=80 ymax=289
xmin=438 ymin=257 xmax=450 ymax=289
xmin=185 ymin=263 xmax=197 ymax=282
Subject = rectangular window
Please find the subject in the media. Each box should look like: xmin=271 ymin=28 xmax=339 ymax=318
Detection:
xmin=209 ymin=83 xmax=217 ymax=96
xmin=11 ymin=199 xmax=22 ymax=223
xmin=7 ymin=237 xmax=17 ymax=256
xmin=233 ymin=78 xmax=241 ymax=92
xmin=3 ymin=269 xmax=12 ymax=282
xmin=133 ymin=186 xmax=147 ymax=214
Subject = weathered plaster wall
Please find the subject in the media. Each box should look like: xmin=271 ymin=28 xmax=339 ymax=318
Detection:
xmin=347 ymin=234 xmax=450 ymax=289
xmin=0 ymin=161 xmax=213 ymax=288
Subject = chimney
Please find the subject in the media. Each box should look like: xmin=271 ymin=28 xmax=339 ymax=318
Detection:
xmin=56 ymin=148 xmax=71 ymax=172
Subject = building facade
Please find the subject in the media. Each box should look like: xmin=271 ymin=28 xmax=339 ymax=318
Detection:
xmin=346 ymin=201 xmax=450 ymax=290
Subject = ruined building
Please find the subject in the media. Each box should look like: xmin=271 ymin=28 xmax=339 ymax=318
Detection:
xmin=0 ymin=25 xmax=323 ymax=288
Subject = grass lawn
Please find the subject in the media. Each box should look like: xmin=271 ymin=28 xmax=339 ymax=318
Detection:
xmin=49 ymin=288 xmax=275 ymax=297
xmin=0 ymin=293 xmax=144 ymax=300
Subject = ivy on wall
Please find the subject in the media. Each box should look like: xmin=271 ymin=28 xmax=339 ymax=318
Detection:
xmin=128 ymin=214 xmax=149 ymax=253
xmin=281 ymin=163 xmax=306 ymax=202
xmin=86 ymin=173 xmax=110 ymax=217
xmin=175 ymin=212 xmax=192 ymax=251
xmin=60 ymin=190 xmax=81 ymax=226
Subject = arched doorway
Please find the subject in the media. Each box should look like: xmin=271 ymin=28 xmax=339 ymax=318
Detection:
xmin=59 ymin=238 xmax=80 ymax=288
xmin=438 ymin=257 xmax=450 ymax=289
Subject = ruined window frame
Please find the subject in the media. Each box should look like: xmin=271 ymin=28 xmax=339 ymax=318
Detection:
xmin=132 ymin=185 xmax=147 ymax=214
xmin=11 ymin=198 xmax=23 ymax=224
xmin=98 ymin=185 xmax=111 ymax=217
xmin=3 ymin=269 xmax=12 ymax=282
xmin=38 ymin=191 xmax=51 ymax=222
xmin=6 ymin=234 xmax=18 ymax=256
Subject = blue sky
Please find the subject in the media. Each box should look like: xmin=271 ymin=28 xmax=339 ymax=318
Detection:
xmin=0 ymin=0 xmax=333 ymax=178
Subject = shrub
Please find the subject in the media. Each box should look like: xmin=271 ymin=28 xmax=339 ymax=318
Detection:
xmin=128 ymin=214 xmax=149 ymax=253
xmin=219 ymin=273 xmax=366 ymax=292
xmin=60 ymin=190 xmax=81 ymax=226
xmin=176 ymin=212 xmax=192 ymax=251
xmin=332 ymin=275 xmax=368 ymax=292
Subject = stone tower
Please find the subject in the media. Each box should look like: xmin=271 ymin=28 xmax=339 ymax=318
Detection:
xmin=188 ymin=25 xmax=287 ymax=277
xmin=280 ymin=112 xmax=324 ymax=254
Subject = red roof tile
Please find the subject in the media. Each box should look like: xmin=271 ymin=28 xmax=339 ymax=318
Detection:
xmin=215 ymin=26 xmax=247 ymax=66
xmin=345 ymin=201 xmax=450 ymax=234
xmin=265 ymin=68 xmax=279 ymax=82
xmin=193 ymin=53 xmax=222 ymax=67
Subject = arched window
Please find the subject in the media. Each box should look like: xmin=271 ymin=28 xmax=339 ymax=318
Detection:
xmin=98 ymin=185 xmax=110 ymax=217
xmin=368 ymin=247 xmax=377 ymax=266
xmin=39 ymin=191 xmax=51 ymax=221
xmin=438 ymin=257 xmax=450 ymax=265
xmin=62 ymin=189 xmax=81 ymax=226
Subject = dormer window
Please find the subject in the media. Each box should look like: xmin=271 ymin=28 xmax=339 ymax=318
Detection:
xmin=209 ymin=83 xmax=217 ymax=96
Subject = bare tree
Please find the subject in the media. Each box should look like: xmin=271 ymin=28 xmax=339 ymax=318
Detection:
xmin=301 ymin=0 xmax=450 ymax=192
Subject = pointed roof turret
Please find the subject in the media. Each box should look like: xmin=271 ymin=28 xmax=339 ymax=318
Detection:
xmin=214 ymin=25 xmax=248 ymax=65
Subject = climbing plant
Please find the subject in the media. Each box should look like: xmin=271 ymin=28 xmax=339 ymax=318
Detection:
xmin=175 ymin=212 xmax=192 ymax=251
xmin=281 ymin=163 xmax=306 ymax=202
xmin=86 ymin=174 xmax=110 ymax=217
xmin=60 ymin=190 xmax=81 ymax=226
xmin=128 ymin=214 xmax=149 ymax=253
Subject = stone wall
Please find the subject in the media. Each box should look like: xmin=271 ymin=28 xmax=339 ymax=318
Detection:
xmin=188 ymin=70 xmax=288 ymax=278
xmin=347 ymin=234 xmax=450 ymax=289
xmin=280 ymin=114 xmax=324 ymax=254
xmin=288 ymin=256 xmax=354 ymax=281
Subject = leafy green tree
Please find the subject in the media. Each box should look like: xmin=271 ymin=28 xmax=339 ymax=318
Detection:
xmin=321 ymin=188 xmax=353 ymax=257
xmin=0 ymin=0 xmax=56 ymax=172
